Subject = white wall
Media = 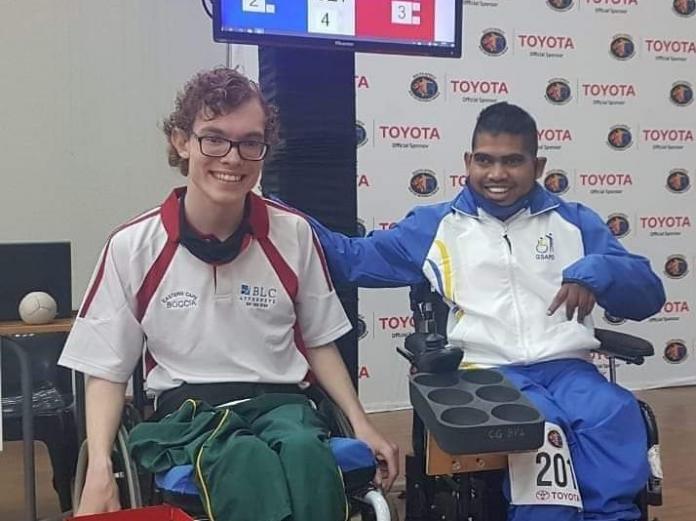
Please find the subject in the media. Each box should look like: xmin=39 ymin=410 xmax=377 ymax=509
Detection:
xmin=0 ymin=0 xmax=237 ymax=307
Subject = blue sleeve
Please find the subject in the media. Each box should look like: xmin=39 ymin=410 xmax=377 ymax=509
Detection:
xmin=306 ymin=204 xmax=449 ymax=288
xmin=558 ymin=203 xmax=666 ymax=321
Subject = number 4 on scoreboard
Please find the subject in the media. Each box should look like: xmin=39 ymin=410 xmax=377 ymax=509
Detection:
xmin=308 ymin=0 xmax=355 ymax=35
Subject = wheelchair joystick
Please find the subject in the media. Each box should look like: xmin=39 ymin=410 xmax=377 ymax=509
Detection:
xmin=397 ymin=302 xmax=463 ymax=373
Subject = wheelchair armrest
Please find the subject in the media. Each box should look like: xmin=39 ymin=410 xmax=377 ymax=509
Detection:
xmin=593 ymin=328 xmax=654 ymax=365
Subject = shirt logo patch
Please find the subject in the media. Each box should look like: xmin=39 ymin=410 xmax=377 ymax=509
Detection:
xmin=535 ymin=234 xmax=556 ymax=260
xmin=239 ymin=283 xmax=278 ymax=309
xmin=161 ymin=291 xmax=199 ymax=310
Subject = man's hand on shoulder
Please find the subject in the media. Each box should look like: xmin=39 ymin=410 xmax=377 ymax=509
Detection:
xmin=547 ymin=282 xmax=596 ymax=322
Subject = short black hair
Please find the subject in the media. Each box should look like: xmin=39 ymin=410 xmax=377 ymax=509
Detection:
xmin=472 ymin=102 xmax=538 ymax=157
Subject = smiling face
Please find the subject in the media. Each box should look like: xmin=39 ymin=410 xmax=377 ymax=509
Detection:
xmin=171 ymin=99 xmax=266 ymax=211
xmin=465 ymin=132 xmax=546 ymax=206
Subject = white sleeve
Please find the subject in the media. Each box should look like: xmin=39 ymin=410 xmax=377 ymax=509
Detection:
xmin=58 ymin=238 xmax=144 ymax=383
xmin=294 ymin=221 xmax=352 ymax=348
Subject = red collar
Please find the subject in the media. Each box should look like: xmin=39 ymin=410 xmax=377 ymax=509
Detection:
xmin=160 ymin=187 xmax=269 ymax=242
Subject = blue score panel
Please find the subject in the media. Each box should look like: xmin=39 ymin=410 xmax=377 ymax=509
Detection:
xmin=221 ymin=0 xmax=308 ymax=33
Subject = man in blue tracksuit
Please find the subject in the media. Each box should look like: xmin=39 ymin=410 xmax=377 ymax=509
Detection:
xmin=306 ymin=102 xmax=666 ymax=521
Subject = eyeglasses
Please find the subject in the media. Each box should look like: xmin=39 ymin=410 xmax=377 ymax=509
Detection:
xmin=192 ymin=133 xmax=269 ymax=161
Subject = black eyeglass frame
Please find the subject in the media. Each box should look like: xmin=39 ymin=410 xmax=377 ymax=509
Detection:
xmin=191 ymin=133 xmax=270 ymax=161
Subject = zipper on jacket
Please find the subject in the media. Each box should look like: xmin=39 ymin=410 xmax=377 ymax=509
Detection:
xmin=502 ymin=226 xmax=527 ymax=361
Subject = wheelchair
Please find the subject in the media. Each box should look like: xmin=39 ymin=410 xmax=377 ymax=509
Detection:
xmin=398 ymin=283 xmax=663 ymax=521
xmin=70 ymin=373 xmax=396 ymax=521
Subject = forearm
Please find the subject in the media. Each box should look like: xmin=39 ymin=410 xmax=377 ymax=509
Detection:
xmin=84 ymin=376 xmax=127 ymax=464
xmin=305 ymin=343 xmax=370 ymax=430
xmin=308 ymin=212 xmax=427 ymax=288
xmin=306 ymin=342 xmax=401 ymax=490
xmin=563 ymin=254 xmax=665 ymax=319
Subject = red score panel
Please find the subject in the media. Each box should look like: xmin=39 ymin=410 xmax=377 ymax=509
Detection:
xmin=356 ymin=0 xmax=435 ymax=42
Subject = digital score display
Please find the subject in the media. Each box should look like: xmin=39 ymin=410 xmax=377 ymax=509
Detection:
xmin=213 ymin=0 xmax=462 ymax=58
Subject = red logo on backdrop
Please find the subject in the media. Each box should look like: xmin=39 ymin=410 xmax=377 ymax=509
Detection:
xmin=378 ymin=316 xmax=416 ymax=330
xmin=449 ymin=174 xmax=468 ymax=189
xmin=379 ymin=315 xmax=416 ymax=339
xmin=645 ymin=39 xmax=696 ymax=56
xmin=450 ymin=79 xmax=509 ymax=95
xmin=355 ymin=75 xmax=370 ymax=89
xmin=358 ymin=365 xmax=371 ymax=379
xmin=640 ymin=215 xmax=692 ymax=229
xmin=538 ymin=129 xmax=573 ymax=152
xmin=379 ymin=125 xmax=441 ymax=140
xmin=518 ymin=34 xmax=575 ymax=50
xmin=649 ymin=300 xmax=691 ymax=323
xmin=642 ymin=129 xmax=694 ymax=143
xmin=580 ymin=172 xmax=633 ymax=187
xmin=641 ymin=216 xmax=691 ymax=237
xmin=582 ymin=83 xmax=636 ymax=98
xmin=663 ymin=301 xmax=690 ymax=314
xmin=588 ymin=0 xmax=638 ymax=7
xmin=538 ymin=129 xmax=573 ymax=142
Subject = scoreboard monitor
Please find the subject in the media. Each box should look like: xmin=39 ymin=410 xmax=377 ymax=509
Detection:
xmin=213 ymin=0 xmax=462 ymax=58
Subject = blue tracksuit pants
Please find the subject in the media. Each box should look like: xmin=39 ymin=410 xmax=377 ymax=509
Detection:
xmin=499 ymin=359 xmax=649 ymax=521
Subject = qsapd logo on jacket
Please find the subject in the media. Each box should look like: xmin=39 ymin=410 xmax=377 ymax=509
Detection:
xmin=535 ymin=233 xmax=556 ymax=260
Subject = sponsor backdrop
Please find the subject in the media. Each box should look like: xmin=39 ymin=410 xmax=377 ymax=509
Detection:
xmin=353 ymin=0 xmax=696 ymax=411
xmin=232 ymin=1 xmax=695 ymax=411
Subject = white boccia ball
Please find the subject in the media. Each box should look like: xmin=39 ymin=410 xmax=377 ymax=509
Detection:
xmin=18 ymin=291 xmax=58 ymax=325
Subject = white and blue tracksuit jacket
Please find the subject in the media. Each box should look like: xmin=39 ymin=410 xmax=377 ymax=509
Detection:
xmin=310 ymin=185 xmax=665 ymax=367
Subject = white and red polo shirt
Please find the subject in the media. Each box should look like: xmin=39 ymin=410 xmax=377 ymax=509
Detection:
xmin=59 ymin=188 xmax=352 ymax=393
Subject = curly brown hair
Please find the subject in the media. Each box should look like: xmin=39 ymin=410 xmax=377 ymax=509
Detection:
xmin=163 ymin=67 xmax=279 ymax=176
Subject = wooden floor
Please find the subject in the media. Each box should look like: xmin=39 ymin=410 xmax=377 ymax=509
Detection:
xmin=1 ymin=387 xmax=694 ymax=520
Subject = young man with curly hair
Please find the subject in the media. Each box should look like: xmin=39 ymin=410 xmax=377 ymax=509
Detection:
xmin=59 ymin=68 xmax=397 ymax=521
